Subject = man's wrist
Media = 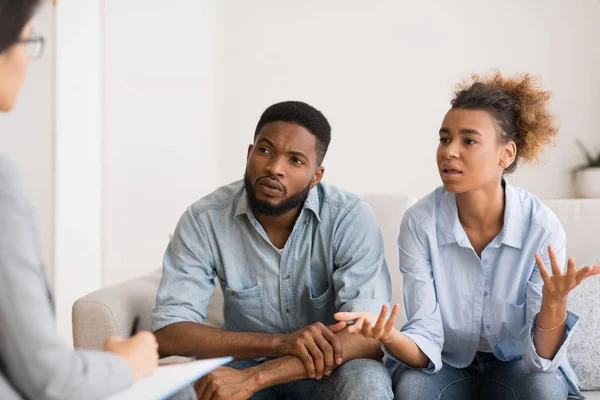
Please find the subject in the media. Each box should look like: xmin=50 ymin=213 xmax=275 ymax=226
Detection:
xmin=245 ymin=364 xmax=271 ymax=392
xmin=271 ymin=334 xmax=286 ymax=357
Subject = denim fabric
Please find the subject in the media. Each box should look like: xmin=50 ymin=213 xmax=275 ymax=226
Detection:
xmin=229 ymin=358 xmax=393 ymax=400
xmin=385 ymin=181 xmax=581 ymax=399
xmin=392 ymin=352 xmax=570 ymax=400
xmin=152 ymin=180 xmax=391 ymax=335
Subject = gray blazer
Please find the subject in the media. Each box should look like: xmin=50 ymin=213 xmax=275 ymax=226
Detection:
xmin=0 ymin=155 xmax=133 ymax=400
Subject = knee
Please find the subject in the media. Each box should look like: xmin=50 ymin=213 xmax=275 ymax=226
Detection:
xmin=392 ymin=367 xmax=433 ymax=400
xmin=333 ymin=359 xmax=392 ymax=399
xmin=520 ymin=372 xmax=568 ymax=400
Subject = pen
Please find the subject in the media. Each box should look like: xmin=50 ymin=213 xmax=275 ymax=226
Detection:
xmin=130 ymin=316 xmax=139 ymax=337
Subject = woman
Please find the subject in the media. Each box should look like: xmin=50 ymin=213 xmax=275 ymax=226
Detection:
xmin=335 ymin=72 xmax=600 ymax=399
xmin=0 ymin=1 xmax=159 ymax=399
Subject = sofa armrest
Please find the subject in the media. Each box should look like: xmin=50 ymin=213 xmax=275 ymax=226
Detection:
xmin=72 ymin=269 xmax=225 ymax=350
xmin=72 ymin=269 xmax=163 ymax=350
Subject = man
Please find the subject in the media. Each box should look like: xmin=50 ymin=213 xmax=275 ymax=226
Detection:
xmin=152 ymin=101 xmax=393 ymax=400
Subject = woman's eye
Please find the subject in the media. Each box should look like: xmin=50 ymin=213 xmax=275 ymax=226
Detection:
xmin=439 ymin=137 xmax=450 ymax=144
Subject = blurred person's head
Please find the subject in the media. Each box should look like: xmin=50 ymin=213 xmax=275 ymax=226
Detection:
xmin=244 ymin=101 xmax=331 ymax=217
xmin=0 ymin=0 xmax=42 ymax=111
xmin=437 ymin=71 xmax=558 ymax=194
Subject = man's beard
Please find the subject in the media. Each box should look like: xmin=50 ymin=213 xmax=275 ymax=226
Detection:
xmin=244 ymin=172 xmax=312 ymax=217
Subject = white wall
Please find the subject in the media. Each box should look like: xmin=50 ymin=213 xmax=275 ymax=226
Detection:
xmin=215 ymin=0 xmax=600 ymax=199
xmin=0 ymin=1 xmax=55 ymax=282
xmin=102 ymin=0 xmax=218 ymax=285
xmin=54 ymin=0 xmax=104 ymax=343
xmin=48 ymin=0 xmax=600 ymax=340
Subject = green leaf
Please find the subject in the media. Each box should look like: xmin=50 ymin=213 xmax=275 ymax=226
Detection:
xmin=575 ymin=138 xmax=595 ymax=165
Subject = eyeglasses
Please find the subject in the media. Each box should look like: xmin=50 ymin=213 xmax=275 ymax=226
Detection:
xmin=17 ymin=34 xmax=45 ymax=60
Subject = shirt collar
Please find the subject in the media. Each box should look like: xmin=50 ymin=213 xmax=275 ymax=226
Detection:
xmin=235 ymin=184 xmax=322 ymax=223
xmin=498 ymin=181 xmax=525 ymax=249
xmin=437 ymin=180 xmax=524 ymax=249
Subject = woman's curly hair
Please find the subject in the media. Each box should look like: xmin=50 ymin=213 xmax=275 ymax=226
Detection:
xmin=451 ymin=71 xmax=558 ymax=173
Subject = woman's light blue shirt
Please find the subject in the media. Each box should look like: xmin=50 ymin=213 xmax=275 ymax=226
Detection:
xmin=385 ymin=182 xmax=581 ymax=398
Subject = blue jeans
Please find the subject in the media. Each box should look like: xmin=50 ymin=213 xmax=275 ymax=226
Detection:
xmin=392 ymin=352 xmax=569 ymax=400
xmin=229 ymin=358 xmax=393 ymax=400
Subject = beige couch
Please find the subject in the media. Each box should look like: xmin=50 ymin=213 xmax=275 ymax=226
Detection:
xmin=73 ymin=195 xmax=600 ymax=398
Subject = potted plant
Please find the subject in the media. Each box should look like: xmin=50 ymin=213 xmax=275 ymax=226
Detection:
xmin=573 ymin=139 xmax=600 ymax=198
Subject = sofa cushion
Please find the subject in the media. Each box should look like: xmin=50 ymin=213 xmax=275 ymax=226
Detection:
xmin=568 ymin=278 xmax=600 ymax=391
xmin=546 ymin=199 xmax=600 ymax=390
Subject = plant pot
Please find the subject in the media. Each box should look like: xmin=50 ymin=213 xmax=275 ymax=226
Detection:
xmin=575 ymin=167 xmax=600 ymax=198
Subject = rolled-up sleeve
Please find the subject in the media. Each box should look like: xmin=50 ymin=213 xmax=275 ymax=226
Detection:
xmin=521 ymin=229 xmax=580 ymax=373
xmin=386 ymin=211 xmax=443 ymax=374
xmin=152 ymin=207 xmax=216 ymax=332
xmin=332 ymin=200 xmax=392 ymax=314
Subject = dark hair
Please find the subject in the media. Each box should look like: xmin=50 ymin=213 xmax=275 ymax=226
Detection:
xmin=254 ymin=101 xmax=331 ymax=165
xmin=451 ymin=72 xmax=558 ymax=174
xmin=0 ymin=0 xmax=40 ymax=54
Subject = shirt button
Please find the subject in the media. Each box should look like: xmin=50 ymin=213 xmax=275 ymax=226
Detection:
xmin=486 ymin=324 xmax=491 ymax=329
xmin=304 ymin=221 xmax=309 ymax=225
xmin=483 ymin=259 xmax=489 ymax=264
xmin=484 ymin=291 xmax=488 ymax=297
xmin=283 ymin=275 xmax=290 ymax=280
xmin=286 ymin=307 xmax=292 ymax=313
xmin=227 ymin=289 xmax=234 ymax=295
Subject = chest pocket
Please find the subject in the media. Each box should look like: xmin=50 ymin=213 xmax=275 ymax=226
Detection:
xmin=220 ymin=280 xmax=265 ymax=333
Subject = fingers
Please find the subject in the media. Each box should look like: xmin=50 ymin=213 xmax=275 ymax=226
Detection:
xmin=314 ymin=332 xmax=335 ymax=376
xmin=566 ymin=257 xmax=577 ymax=278
xmin=135 ymin=331 xmax=159 ymax=350
xmin=321 ymin=325 xmax=343 ymax=366
xmin=201 ymin=380 xmax=216 ymax=400
xmin=333 ymin=312 xmax=361 ymax=321
xmin=385 ymin=304 xmax=400 ymax=334
xmin=103 ymin=336 xmax=123 ymax=349
xmin=347 ymin=317 xmax=365 ymax=334
xmin=535 ymin=253 xmax=551 ymax=282
xmin=327 ymin=320 xmax=347 ymax=333
xmin=298 ymin=345 xmax=316 ymax=379
xmin=361 ymin=317 xmax=374 ymax=338
xmin=305 ymin=336 xmax=324 ymax=379
xmin=195 ymin=377 xmax=210 ymax=400
xmin=548 ymin=245 xmax=563 ymax=277
xmin=575 ymin=265 xmax=593 ymax=285
xmin=372 ymin=305 xmax=390 ymax=336
xmin=589 ymin=265 xmax=600 ymax=277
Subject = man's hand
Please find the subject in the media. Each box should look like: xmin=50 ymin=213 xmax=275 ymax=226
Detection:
xmin=277 ymin=321 xmax=346 ymax=379
xmin=194 ymin=366 xmax=257 ymax=400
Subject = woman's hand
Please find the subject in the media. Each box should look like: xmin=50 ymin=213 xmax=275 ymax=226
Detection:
xmin=334 ymin=304 xmax=400 ymax=344
xmin=104 ymin=331 xmax=159 ymax=380
xmin=535 ymin=245 xmax=600 ymax=305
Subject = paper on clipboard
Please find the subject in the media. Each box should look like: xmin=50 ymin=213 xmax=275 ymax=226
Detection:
xmin=105 ymin=356 xmax=232 ymax=400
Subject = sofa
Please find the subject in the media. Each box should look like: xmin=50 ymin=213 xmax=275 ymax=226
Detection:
xmin=73 ymin=194 xmax=600 ymax=398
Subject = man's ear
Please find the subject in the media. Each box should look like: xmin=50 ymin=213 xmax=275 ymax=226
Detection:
xmin=310 ymin=166 xmax=325 ymax=189
xmin=247 ymin=144 xmax=253 ymax=161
